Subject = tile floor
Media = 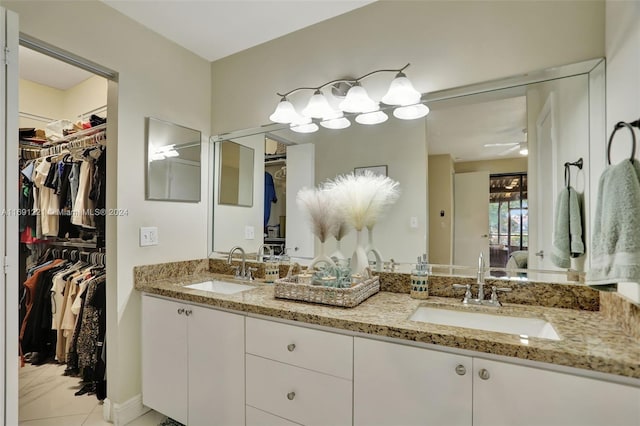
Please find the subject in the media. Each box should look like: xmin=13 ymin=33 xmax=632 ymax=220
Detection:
xmin=19 ymin=362 xmax=166 ymax=425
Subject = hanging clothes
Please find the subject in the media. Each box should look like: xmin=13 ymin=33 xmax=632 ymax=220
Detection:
xmin=264 ymin=171 xmax=277 ymax=227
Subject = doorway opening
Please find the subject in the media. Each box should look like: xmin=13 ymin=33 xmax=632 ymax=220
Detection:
xmin=15 ymin=35 xmax=116 ymax=424
xmin=489 ymin=173 xmax=528 ymax=270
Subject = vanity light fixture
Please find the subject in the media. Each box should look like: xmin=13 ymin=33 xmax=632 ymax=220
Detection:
xmin=269 ymin=63 xmax=428 ymax=132
xmin=150 ymin=144 xmax=179 ymax=161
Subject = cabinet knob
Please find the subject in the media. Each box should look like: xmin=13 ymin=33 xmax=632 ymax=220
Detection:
xmin=455 ymin=364 xmax=467 ymax=376
xmin=478 ymin=368 xmax=490 ymax=380
xmin=185 ymin=309 xmax=193 ymax=317
xmin=177 ymin=308 xmax=185 ymax=315
xmin=287 ymin=343 xmax=296 ymax=352
xmin=287 ymin=392 xmax=296 ymax=400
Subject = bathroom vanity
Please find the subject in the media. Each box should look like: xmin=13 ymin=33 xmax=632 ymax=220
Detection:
xmin=136 ymin=265 xmax=639 ymax=426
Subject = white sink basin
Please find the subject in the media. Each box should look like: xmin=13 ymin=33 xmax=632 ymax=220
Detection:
xmin=409 ymin=306 xmax=560 ymax=340
xmin=184 ymin=280 xmax=255 ymax=295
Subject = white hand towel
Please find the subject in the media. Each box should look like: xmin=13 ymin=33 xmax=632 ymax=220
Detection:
xmin=587 ymin=159 xmax=640 ymax=284
xmin=551 ymin=187 xmax=584 ymax=268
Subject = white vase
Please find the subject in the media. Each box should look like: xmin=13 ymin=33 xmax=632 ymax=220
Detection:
xmin=351 ymin=229 xmax=369 ymax=274
xmin=309 ymin=240 xmax=336 ymax=270
xmin=365 ymin=226 xmax=383 ymax=272
xmin=330 ymin=238 xmax=346 ymax=261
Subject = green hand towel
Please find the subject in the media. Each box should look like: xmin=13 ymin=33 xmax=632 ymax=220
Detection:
xmin=588 ymin=159 xmax=640 ymax=284
xmin=551 ymin=186 xmax=584 ymax=268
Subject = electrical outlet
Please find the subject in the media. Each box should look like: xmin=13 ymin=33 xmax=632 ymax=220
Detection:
xmin=410 ymin=217 xmax=419 ymax=229
xmin=140 ymin=227 xmax=159 ymax=246
xmin=244 ymin=225 xmax=255 ymax=240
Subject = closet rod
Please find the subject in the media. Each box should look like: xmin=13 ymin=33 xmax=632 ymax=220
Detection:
xmin=44 ymin=240 xmax=98 ymax=249
xmin=78 ymin=105 xmax=107 ymax=120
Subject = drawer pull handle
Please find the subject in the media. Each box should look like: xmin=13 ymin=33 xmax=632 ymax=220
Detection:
xmin=185 ymin=309 xmax=193 ymax=317
xmin=478 ymin=368 xmax=490 ymax=380
xmin=455 ymin=364 xmax=466 ymax=376
xmin=177 ymin=308 xmax=185 ymax=315
xmin=287 ymin=392 xmax=296 ymax=400
xmin=287 ymin=343 xmax=296 ymax=352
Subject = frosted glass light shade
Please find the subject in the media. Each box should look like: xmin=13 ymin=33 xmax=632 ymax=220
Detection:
xmin=381 ymin=73 xmax=422 ymax=106
xmin=302 ymin=90 xmax=335 ymax=119
xmin=355 ymin=110 xmax=388 ymax=125
xmin=320 ymin=117 xmax=351 ymax=129
xmin=290 ymin=122 xmax=319 ymax=133
xmin=393 ymin=103 xmax=430 ymax=120
xmin=269 ymin=98 xmax=298 ymax=123
xmin=339 ymin=85 xmax=378 ymax=113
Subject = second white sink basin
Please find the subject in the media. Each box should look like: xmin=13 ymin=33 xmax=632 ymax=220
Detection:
xmin=409 ymin=306 xmax=560 ymax=340
xmin=184 ymin=280 xmax=255 ymax=295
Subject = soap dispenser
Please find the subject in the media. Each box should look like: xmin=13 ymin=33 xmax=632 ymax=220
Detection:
xmin=410 ymin=254 xmax=429 ymax=299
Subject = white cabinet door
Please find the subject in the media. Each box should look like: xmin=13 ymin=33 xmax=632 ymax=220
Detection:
xmin=188 ymin=305 xmax=245 ymax=426
xmin=354 ymin=337 xmax=472 ymax=426
xmin=141 ymin=295 xmax=188 ymax=425
xmin=473 ymin=359 xmax=640 ymax=426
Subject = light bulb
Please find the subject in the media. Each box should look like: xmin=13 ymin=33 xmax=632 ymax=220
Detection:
xmin=302 ymin=90 xmax=335 ymax=119
xmin=382 ymin=72 xmax=422 ymax=106
xmin=355 ymin=110 xmax=388 ymax=125
xmin=339 ymin=84 xmax=378 ymax=113
xmin=269 ymin=97 xmax=299 ymax=123
xmin=393 ymin=103 xmax=430 ymax=120
xmin=320 ymin=117 xmax=351 ymax=129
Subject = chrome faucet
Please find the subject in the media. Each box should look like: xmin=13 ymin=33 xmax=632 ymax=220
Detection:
xmin=227 ymin=246 xmax=247 ymax=279
xmin=452 ymin=252 xmax=511 ymax=307
xmin=257 ymin=244 xmax=272 ymax=262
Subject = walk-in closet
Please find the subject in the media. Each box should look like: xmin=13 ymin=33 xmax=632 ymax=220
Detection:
xmin=17 ymin=45 xmax=110 ymax=423
xmin=264 ymin=137 xmax=287 ymax=255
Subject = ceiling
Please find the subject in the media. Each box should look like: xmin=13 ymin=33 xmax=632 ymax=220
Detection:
xmin=19 ymin=1 xmax=374 ymax=90
xmin=100 ymin=0 xmax=376 ymax=62
xmin=19 ymin=46 xmax=94 ymax=90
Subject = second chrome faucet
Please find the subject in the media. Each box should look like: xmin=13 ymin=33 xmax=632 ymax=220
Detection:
xmin=452 ymin=252 xmax=511 ymax=307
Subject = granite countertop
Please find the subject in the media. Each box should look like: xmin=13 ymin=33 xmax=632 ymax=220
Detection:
xmin=135 ymin=273 xmax=640 ymax=380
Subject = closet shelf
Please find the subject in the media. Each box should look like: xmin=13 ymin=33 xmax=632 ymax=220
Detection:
xmin=42 ymin=123 xmax=107 ymax=147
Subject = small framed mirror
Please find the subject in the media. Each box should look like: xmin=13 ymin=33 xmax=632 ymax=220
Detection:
xmin=146 ymin=117 xmax=202 ymax=202
xmin=218 ymin=140 xmax=255 ymax=207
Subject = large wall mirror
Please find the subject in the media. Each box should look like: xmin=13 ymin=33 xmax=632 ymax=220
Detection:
xmin=210 ymin=58 xmax=605 ymax=283
xmin=146 ymin=117 xmax=202 ymax=202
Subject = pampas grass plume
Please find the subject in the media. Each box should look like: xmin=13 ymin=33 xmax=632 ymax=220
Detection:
xmin=323 ymin=171 xmax=401 ymax=231
xmin=296 ymin=187 xmax=339 ymax=243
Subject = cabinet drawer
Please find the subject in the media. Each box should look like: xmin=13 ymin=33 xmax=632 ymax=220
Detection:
xmin=246 ymin=317 xmax=353 ymax=379
xmin=246 ymin=406 xmax=301 ymax=426
xmin=246 ymin=354 xmax=352 ymax=426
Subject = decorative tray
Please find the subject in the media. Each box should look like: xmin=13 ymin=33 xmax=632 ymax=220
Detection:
xmin=274 ymin=275 xmax=380 ymax=308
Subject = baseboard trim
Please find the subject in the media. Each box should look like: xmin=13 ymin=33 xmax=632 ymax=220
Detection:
xmin=104 ymin=395 xmax=150 ymax=426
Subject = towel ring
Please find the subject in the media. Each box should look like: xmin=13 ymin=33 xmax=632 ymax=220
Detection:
xmin=607 ymin=121 xmax=636 ymax=165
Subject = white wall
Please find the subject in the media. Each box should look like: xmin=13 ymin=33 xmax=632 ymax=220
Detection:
xmin=210 ymin=0 xmax=604 ymax=263
xmin=4 ymin=0 xmax=212 ymax=413
xmin=605 ymin=0 xmax=640 ymax=301
xmin=19 ymin=75 xmax=107 ymax=129
xmin=211 ymin=0 xmax=604 ymax=134
xmin=314 ymin=118 xmax=428 ymax=263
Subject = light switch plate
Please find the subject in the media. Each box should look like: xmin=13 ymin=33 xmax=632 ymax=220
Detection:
xmin=410 ymin=217 xmax=419 ymax=228
xmin=244 ymin=225 xmax=255 ymax=240
xmin=140 ymin=227 xmax=159 ymax=246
